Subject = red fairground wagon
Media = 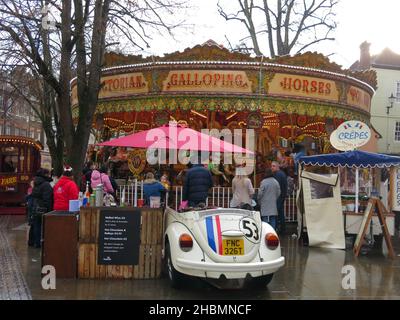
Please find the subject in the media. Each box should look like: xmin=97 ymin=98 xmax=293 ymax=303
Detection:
xmin=0 ymin=135 xmax=42 ymax=211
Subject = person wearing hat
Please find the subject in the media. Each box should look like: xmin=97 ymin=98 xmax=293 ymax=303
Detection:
xmin=143 ymin=172 xmax=166 ymax=206
xmin=53 ymin=165 xmax=79 ymax=211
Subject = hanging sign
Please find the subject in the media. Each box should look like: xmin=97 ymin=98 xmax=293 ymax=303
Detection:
xmin=330 ymin=120 xmax=371 ymax=151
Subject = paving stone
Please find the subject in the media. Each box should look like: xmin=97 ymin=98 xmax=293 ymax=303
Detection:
xmin=0 ymin=216 xmax=32 ymax=300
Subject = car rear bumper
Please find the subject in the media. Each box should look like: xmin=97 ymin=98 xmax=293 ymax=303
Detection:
xmin=176 ymin=256 xmax=285 ymax=274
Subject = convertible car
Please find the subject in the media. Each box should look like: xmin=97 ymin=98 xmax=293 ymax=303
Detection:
xmin=163 ymin=206 xmax=285 ymax=288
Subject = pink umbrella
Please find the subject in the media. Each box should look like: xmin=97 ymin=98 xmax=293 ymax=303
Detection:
xmin=98 ymin=124 xmax=253 ymax=154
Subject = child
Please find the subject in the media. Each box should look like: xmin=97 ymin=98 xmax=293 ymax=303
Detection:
xmin=160 ymin=171 xmax=171 ymax=190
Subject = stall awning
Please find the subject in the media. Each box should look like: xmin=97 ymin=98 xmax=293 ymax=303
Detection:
xmin=299 ymin=150 xmax=400 ymax=168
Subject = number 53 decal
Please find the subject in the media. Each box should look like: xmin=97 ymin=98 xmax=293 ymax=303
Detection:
xmin=240 ymin=218 xmax=260 ymax=243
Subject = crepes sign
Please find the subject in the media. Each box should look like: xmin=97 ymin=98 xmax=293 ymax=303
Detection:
xmin=330 ymin=121 xmax=371 ymax=151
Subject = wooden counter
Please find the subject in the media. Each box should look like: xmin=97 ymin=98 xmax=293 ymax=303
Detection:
xmin=78 ymin=207 xmax=163 ymax=280
xmin=42 ymin=212 xmax=78 ymax=278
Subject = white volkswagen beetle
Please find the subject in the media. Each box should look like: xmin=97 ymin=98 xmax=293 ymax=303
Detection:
xmin=163 ymin=206 xmax=285 ymax=288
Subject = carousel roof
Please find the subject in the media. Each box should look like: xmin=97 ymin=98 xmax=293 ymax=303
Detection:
xmin=102 ymin=40 xmax=377 ymax=90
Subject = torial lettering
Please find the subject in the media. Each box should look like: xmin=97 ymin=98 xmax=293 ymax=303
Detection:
xmin=102 ymin=75 xmax=146 ymax=92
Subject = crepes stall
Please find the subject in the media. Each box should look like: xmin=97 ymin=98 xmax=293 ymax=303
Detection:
xmin=297 ymin=150 xmax=400 ymax=251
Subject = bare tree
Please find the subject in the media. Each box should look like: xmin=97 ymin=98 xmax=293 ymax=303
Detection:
xmin=0 ymin=80 xmax=19 ymax=135
xmin=0 ymin=0 xmax=186 ymax=181
xmin=218 ymin=0 xmax=338 ymax=58
xmin=0 ymin=68 xmax=65 ymax=176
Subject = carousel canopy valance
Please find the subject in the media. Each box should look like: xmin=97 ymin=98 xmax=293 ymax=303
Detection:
xmin=299 ymin=150 xmax=400 ymax=168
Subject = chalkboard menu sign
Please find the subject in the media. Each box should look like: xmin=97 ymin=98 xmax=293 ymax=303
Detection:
xmin=98 ymin=209 xmax=141 ymax=265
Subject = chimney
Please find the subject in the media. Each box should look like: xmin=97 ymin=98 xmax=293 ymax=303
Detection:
xmin=359 ymin=41 xmax=371 ymax=70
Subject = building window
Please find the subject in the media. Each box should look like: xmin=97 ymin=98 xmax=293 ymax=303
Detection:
xmin=6 ymin=126 xmax=11 ymax=135
xmin=14 ymin=128 xmax=20 ymax=136
xmin=395 ymin=122 xmax=400 ymax=141
xmin=397 ymin=81 xmax=400 ymax=103
xmin=21 ymin=129 xmax=27 ymax=136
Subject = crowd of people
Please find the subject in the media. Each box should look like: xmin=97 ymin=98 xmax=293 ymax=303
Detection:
xmin=26 ymin=162 xmax=119 ymax=248
xmin=26 ymin=166 xmax=79 ymax=248
xmin=173 ymin=152 xmax=295 ymax=234
xmin=26 ymin=145 xmax=304 ymax=247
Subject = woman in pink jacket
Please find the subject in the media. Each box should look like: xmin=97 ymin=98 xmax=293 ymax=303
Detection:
xmin=91 ymin=165 xmax=114 ymax=194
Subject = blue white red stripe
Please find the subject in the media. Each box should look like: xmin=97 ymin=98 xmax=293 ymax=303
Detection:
xmin=205 ymin=215 xmax=222 ymax=254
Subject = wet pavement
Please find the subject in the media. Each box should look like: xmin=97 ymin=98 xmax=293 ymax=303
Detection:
xmin=1 ymin=215 xmax=400 ymax=300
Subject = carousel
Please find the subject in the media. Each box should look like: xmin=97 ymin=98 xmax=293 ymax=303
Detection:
xmin=72 ymin=40 xmax=377 ymax=185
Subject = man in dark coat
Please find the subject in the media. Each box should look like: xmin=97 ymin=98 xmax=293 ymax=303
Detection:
xmin=31 ymin=168 xmax=53 ymax=248
xmin=271 ymin=161 xmax=287 ymax=234
xmin=183 ymin=155 xmax=213 ymax=207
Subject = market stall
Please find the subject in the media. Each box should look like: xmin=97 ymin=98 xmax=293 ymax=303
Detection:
xmin=297 ymin=150 xmax=400 ymax=251
xmin=42 ymin=206 xmax=164 ymax=279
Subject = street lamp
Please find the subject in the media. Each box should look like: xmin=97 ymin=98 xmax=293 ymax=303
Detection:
xmin=386 ymin=93 xmax=396 ymax=153
xmin=386 ymin=93 xmax=396 ymax=114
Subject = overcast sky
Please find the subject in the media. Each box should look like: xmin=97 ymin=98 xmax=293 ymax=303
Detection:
xmin=136 ymin=0 xmax=400 ymax=69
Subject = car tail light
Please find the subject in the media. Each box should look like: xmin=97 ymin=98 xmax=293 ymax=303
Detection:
xmin=179 ymin=234 xmax=193 ymax=251
xmin=265 ymin=233 xmax=279 ymax=249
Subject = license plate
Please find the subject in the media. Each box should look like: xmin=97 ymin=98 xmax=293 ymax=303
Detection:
xmin=222 ymin=238 xmax=244 ymax=256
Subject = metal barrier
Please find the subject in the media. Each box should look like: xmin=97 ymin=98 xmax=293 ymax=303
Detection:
xmin=117 ymin=180 xmax=297 ymax=222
